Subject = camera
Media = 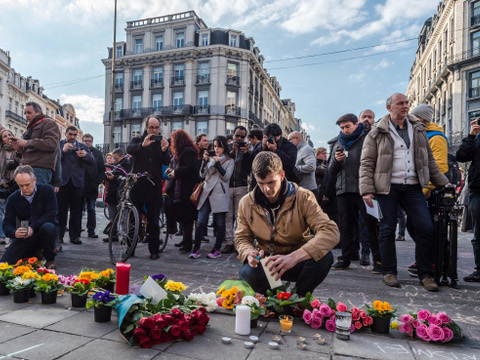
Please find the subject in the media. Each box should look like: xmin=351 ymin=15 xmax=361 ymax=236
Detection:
xmin=236 ymin=141 xmax=247 ymax=148
xmin=150 ymin=135 xmax=163 ymax=141
xmin=208 ymin=150 xmax=216 ymax=157
xmin=267 ymin=136 xmax=275 ymax=144
xmin=72 ymin=142 xmax=78 ymax=152
xmin=432 ymin=186 xmax=457 ymax=209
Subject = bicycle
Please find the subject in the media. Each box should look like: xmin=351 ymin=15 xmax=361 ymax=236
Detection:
xmin=158 ymin=193 xmax=171 ymax=253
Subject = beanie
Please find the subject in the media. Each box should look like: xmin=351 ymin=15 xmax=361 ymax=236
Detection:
xmin=410 ymin=104 xmax=434 ymax=123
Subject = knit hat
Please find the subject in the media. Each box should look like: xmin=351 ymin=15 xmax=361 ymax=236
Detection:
xmin=410 ymin=104 xmax=434 ymax=122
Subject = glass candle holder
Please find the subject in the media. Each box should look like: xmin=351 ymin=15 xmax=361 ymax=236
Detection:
xmin=279 ymin=315 xmax=293 ymax=333
xmin=335 ymin=311 xmax=352 ymax=341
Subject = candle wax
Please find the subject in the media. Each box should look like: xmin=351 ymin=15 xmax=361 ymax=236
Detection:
xmin=280 ymin=319 xmax=293 ymax=332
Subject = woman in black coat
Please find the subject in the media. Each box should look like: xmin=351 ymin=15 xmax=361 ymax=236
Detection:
xmin=165 ymin=130 xmax=200 ymax=253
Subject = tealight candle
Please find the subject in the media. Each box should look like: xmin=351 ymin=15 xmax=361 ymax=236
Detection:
xmin=235 ymin=305 xmax=251 ymax=335
xmin=297 ymin=337 xmax=306 ymax=344
xmin=279 ymin=315 xmax=293 ymax=333
xmin=297 ymin=343 xmax=307 ymax=350
xmin=221 ymin=337 xmax=232 ymax=344
xmin=272 ymin=335 xmax=282 ymax=342
xmin=243 ymin=341 xmax=255 ymax=349
xmin=316 ymin=337 xmax=326 ymax=345
xmin=249 ymin=336 xmax=259 ymax=343
xmin=268 ymin=341 xmax=279 ymax=349
xmin=313 ymin=333 xmax=322 ymax=340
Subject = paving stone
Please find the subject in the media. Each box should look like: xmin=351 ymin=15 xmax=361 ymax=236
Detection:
xmin=205 ymin=313 xmax=267 ymax=340
xmin=0 ymin=296 xmax=33 ymax=314
xmin=45 ymin=311 xmax=118 ymax=338
xmin=152 ymin=353 xmax=200 ymax=360
xmin=247 ymin=339 xmax=330 ymax=360
xmin=408 ymin=339 xmax=480 ymax=360
xmin=0 ymin=321 xmax=37 ymax=344
xmin=101 ymin=329 xmax=129 ymax=344
xmin=57 ymin=338 xmax=160 ymax=360
xmin=0 ymin=304 xmax=80 ymax=328
xmin=0 ymin=329 xmax=91 ymax=360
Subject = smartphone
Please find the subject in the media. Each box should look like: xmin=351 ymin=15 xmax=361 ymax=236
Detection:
xmin=150 ymin=135 xmax=163 ymax=141
xmin=208 ymin=150 xmax=216 ymax=157
xmin=472 ymin=118 xmax=479 ymax=126
xmin=21 ymin=220 xmax=29 ymax=230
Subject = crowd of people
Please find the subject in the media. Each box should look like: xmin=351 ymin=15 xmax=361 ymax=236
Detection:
xmin=0 ymin=93 xmax=479 ymax=296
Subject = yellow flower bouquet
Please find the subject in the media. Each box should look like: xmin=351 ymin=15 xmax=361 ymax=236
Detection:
xmin=365 ymin=300 xmax=397 ymax=318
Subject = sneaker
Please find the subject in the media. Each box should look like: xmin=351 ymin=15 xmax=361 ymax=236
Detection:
xmin=207 ymin=249 xmax=221 ymax=259
xmin=396 ymin=235 xmax=405 ymax=241
xmin=371 ymin=261 xmax=382 ymax=274
xmin=359 ymin=253 xmax=370 ymax=266
xmin=221 ymin=244 xmax=235 ymax=254
xmin=463 ymin=270 xmax=480 ymax=282
xmin=407 ymin=263 xmax=418 ymax=277
xmin=189 ymin=250 xmax=200 ymax=259
xmin=0 ymin=238 xmax=6 ymax=245
xmin=383 ymin=274 xmax=400 ymax=288
xmin=420 ymin=277 xmax=438 ymax=292
xmin=331 ymin=259 xmax=350 ymax=270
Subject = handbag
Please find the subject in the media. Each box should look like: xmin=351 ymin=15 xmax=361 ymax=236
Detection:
xmin=190 ymin=158 xmax=229 ymax=207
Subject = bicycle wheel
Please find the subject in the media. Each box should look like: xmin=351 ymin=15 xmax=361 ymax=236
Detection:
xmin=109 ymin=205 xmax=139 ymax=264
xmin=104 ymin=204 xmax=109 ymax=219
xmin=158 ymin=208 xmax=169 ymax=253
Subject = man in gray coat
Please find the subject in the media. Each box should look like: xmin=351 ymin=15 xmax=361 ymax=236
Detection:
xmin=288 ymin=132 xmax=317 ymax=195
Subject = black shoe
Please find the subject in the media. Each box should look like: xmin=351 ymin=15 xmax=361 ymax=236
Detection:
xmin=174 ymin=241 xmax=184 ymax=248
xmin=359 ymin=254 xmax=370 ymax=266
xmin=221 ymin=244 xmax=236 ymax=254
xmin=179 ymin=242 xmax=193 ymax=253
xmin=332 ymin=260 xmax=350 ymax=270
xmin=371 ymin=261 xmax=382 ymax=274
xmin=70 ymin=238 xmax=82 ymax=245
xmin=175 ymin=230 xmax=184 ymax=236
xmin=150 ymin=253 xmax=160 ymax=260
xmin=407 ymin=263 xmax=418 ymax=277
xmin=88 ymin=233 xmax=99 ymax=239
xmin=201 ymin=236 xmax=210 ymax=243
xmin=464 ymin=270 xmax=480 ymax=282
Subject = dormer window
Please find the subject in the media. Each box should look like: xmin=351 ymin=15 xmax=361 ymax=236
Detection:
xmin=230 ymin=34 xmax=237 ymax=47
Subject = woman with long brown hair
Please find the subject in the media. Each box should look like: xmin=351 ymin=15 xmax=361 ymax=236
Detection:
xmin=165 ymin=130 xmax=200 ymax=253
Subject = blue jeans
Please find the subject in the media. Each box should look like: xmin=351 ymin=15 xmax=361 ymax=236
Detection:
xmin=468 ymin=191 xmax=480 ymax=270
xmin=32 ymin=167 xmax=53 ymax=185
xmin=193 ymin=200 xmax=226 ymax=251
xmin=239 ymin=252 xmax=333 ymax=296
xmin=376 ymin=184 xmax=435 ymax=279
xmin=82 ymin=197 xmax=97 ymax=234
xmin=0 ymin=199 xmax=5 ymax=238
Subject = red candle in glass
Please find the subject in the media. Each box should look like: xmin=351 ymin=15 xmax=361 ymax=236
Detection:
xmin=115 ymin=262 xmax=131 ymax=295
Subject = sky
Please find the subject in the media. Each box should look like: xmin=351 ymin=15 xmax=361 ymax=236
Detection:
xmin=0 ymin=0 xmax=441 ymax=147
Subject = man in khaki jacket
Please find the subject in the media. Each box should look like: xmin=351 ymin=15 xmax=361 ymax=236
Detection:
xmin=235 ymin=152 xmax=339 ymax=296
xmin=360 ymin=93 xmax=449 ymax=291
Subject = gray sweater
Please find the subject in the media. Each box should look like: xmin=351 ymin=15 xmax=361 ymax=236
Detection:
xmin=295 ymin=140 xmax=317 ymax=191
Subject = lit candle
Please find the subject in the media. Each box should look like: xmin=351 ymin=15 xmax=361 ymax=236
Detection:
xmin=279 ymin=315 xmax=293 ymax=333
xmin=235 ymin=305 xmax=251 ymax=335
xmin=115 ymin=262 xmax=131 ymax=295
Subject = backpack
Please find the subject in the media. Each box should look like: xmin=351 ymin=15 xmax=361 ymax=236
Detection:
xmin=445 ymin=153 xmax=462 ymax=187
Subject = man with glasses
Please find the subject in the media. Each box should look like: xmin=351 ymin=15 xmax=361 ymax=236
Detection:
xmin=223 ymin=126 xmax=252 ymax=254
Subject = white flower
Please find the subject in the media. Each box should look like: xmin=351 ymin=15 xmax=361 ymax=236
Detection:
xmin=188 ymin=292 xmax=218 ymax=312
xmin=242 ymin=296 xmax=259 ymax=307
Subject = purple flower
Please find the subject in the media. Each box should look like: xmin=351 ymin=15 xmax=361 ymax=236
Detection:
xmin=311 ymin=316 xmax=323 ymax=329
xmin=415 ymin=324 xmax=430 ymax=341
xmin=303 ymin=309 xmax=312 ymax=324
xmin=93 ymin=290 xmax=115 ymax=303
xmin=325 ymin=319 xmax=336 ymax=332
xmin=152 ymin=274 xmax=166 ymax=283
xmin=399 ymin=314 xmax=414 ymax=325
xmin=427 ymin=324 xmax=445 ymax=342
xmin=437 ymin=312 xmax=450 ymax=324
xmin=442 ymin=326 xmax=454 ymax=343
xmin=417 ymin=310 xmax=430 ymax=321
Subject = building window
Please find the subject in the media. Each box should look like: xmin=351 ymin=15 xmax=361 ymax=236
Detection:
xmin=131 ymin=124 xmax=141 ymax=138
xmin=132 ymin=95 xmax=142 ymax=109
xmin=226 ymin=122 xmax=235 ymax=135
xmin=152 ymin=94 xmax=163 ymax=111
xmin=473 ymin=1 xmax=480 ymax=26
xmin=153 ymin=66 xmax=163 ymax=81
xmin=135 ymin=38 xmax=143 ymax=54
xmin=115 ymin=72 xmax=123 ymax=85
xmin=172 ymin=121 xmax=183 ymax=131
xmin=196 ymin=121 xmax=208 ymax=135
xmin=228 ymin=62 xmax=237 ymax=76
xmin=199 ymin=62 xmax=209 ymax=75
xmin=133 ymin=69 xmax=143 ymax=88
xmin=113 ymin=126 xmax=122 ymax=143
xmin=155 ymin=35 xmax=163 ymax=51
xmin=173 ymin=64 xmax=185 ymax=85
xmin=173 ymin=92 xmax=184 ymax=112
xmin=226 ymin=91 xmax=237 ymax=115
xmin=201 ymin=33 xmax=209 ymax=46
xmin=472 ymin=31 xmax=480 ymax=56
xmin=115 ymin=98 xmax=123 ymax=111
xmin=116 ymin=45 xmax=123 ymax=57
xmin=15 ymin=101 xmax=19 ymax=115
xmin=230 ymin=34 xmax=237 ymax=47
xmin=176 ymin=32 xmax=185 ymax=48
xmin=470 ymin=70 xmax=480 ymax=98
xmin=8 ymin=98 xmax=12 ymax=111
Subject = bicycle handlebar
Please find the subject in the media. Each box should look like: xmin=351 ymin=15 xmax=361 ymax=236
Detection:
xmin=106 ymin=165 xmax=155 ymax=185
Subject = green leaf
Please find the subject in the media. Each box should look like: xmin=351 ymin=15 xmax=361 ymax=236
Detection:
xmin=123 ymin=324 xmax=134 ymax=334
xmin=327 ymin=298 xmax=336 ymax=310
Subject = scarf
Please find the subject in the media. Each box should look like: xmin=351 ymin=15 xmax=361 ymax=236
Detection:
xmin=23 ymin=114 xmax=46 ymax=140
xmin=337 ymin=123 xmax=364 ymax=148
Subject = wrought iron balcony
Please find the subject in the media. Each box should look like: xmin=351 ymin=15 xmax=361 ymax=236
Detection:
xmin=472 ymin=14 xmax=480 ymax=27
xmin=130 ymin=80 xmax=143 ymax=90
xmin=150 ymin=78 xmax=163 ymax=88
xmin=171 ymin=104 xmax=190 ymax=115
xmin=193 ymin=105 xmax=210 ymax=115
xmin=225 ymin=105 xmax=241 ymax=116
xmin=171 ymin=76 xmax=185 ymax=86
xmin=5 ymin=110 xmax=27 ymax=125
xmin=196 ymin=74 xmax=210 ymax=85
xmin=114 ymin=83 xmax=124 ymax=92
xmin=226 ymin=75 xmax=240 ymax=86
xmin=107 ymin=105 xmax=192 ymax=121
xmin=249 ymin=83 xmax=254 ymax=93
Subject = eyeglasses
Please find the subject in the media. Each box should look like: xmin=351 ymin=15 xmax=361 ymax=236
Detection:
xmin=148 ymin=126 xmax=160 ymax=130
xmin=235 ymin=134 xmax=246 ymax=138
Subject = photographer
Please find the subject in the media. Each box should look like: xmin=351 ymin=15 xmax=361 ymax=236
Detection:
xmin=127 ymin=115 xmax=170 ymax=260
xmin=57 ymin=126 xmax=93 ymax=245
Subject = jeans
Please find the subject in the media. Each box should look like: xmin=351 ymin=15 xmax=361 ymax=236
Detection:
xmin=397 ymin=205 xmax=406 ymax=237
xmin=376 ymin=184 xmax=435 ymax=279
xmin=0 ymin=222 xmax=58 ymax=263
xmin=193 ymin=200 xmax=226 ymax=251
xmin=468 ymin=191 xmax=480 ymax=270
xmin=32 ymin=167 xmax=53 ymax=185
xmin=239 ymin=252 xmax=334 ymax=296
xmin=57 ymin=180 xmax=83 ymax=240
xmin=133 ymin=200 xmax=160 ymax=255
xmin=0 ymin=199 xmax=5 ymax=238
xmin=225 ymin=186 xmax=248 ymax=246
xmin=82 ymin=197 xmax=97 ymax=234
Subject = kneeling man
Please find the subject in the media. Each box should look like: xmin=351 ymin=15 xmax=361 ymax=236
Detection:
xmin=1 ymin=165 xmax=58 ymax=267
xmin=236 ymin=152 xmax=339 ymax=296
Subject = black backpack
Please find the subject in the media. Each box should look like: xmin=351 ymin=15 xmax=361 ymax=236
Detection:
xmin=446 ymin=153 xmax=462 ymax=187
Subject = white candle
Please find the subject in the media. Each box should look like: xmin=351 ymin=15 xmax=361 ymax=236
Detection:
xmin=235 ymin=305 xmax=251 ymax=335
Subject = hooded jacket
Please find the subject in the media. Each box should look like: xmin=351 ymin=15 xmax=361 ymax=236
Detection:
xmin=235 ymin=181 xmax=339 ymax=263
xmin=423 ymin=122 xmax=449 ymax=197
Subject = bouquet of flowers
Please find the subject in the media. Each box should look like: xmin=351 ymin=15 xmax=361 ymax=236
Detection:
xmin=365 ymin=300 xmax=397 ymax=318
xmin=35 ymin=273 xmax=64 ymax=293
xmin=393 ymin=310 xmax=464 ymax=343
xmin=264 ymin=283 xmax=314 ymax=317
xmin=92 ymin=268 xmax=116 ymax=289
xmin=86 ymin=290 xmax=119 ymax=309
xmin=0 ymin=263 xmax=14 ymax=284
xmin=186 ymin=292 xmax=218 ymax=313
xmin=237 ymin=295 xmax=266 ymax=320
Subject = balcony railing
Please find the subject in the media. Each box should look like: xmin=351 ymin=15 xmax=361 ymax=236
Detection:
xmin=5 ymin=110 xmax=27 ymax=125
xmin=95 ymin=142 xmax=130 ymax=155
xmin=193 ymin=105 xmax=210 ymax=115
xmin=226 ymin=75 xmax=240 ymax=86
xmin=150 ymin=78 xmax=163 ymax=88
xmin=130 ymin=80 xmax=143 ymax=90
xmin=108 ymin=106 xmax=192 ymax=120
xmin=196 ymin=74 xmax=210 ymax=85
xmin=171 ymin=76 xmax=185 ymax=86
xmin=114 ymin=83 xmax=124 ymax=92
xmin=472 ymin=14 xmax=480 ymax=27
xmin=225 ymin=105 xmax=241 ymax=116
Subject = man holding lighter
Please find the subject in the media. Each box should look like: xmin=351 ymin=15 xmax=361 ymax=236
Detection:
xmin=236 ymin=152 xmax=339 ymax=296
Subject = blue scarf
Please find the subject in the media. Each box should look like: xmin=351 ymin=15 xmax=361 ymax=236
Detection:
xmin=338 ymin=123 xmax=364 ymax=148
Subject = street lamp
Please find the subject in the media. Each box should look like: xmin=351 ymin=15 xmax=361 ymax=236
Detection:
xmin=109 ymin=0 xmax=118 ymax=152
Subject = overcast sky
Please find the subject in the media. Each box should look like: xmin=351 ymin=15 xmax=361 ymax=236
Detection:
xmin=0 ymin=0 xmax=439 ymax=147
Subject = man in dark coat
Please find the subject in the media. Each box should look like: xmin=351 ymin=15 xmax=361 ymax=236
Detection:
xmin=82 ymin=134 xmax=105 ymax=238
xmin=127 ymin=115 xmax=170 ymax=259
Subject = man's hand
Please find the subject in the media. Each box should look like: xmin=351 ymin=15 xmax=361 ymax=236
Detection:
xmin=11 ymin=138 xmax=27 ymax=151
xmin=168 ymin=170 xmax=175 ymax=179
xmin=203 ymin=150 xmax=209 ymax=162
xmin=246 ymin=249 xmax=264 ymax=268
xmin=63 ymin=142 xmax=73 ymax=153
xmin=470 ymin=119 xmax=480 ymax=136
xmin=363 ymin=193 xmax=374 ymax=208
xmin=160 ymin=139 xmax=169 ymax=152
xmin=76 ymin=149 xmax=87 ymax=158
xmin=265 ymin=254 xmax=297 ymax=281
xmin=262 ymin=135 xmax=268 ymax=150
xmin=26 ymin=226 xmax=34 ymax=238
xmin=106 ymin=172 xmax=114 ymax=180
xmin=266 ymin=139 xmax=277 ymax=152
xmin=54 ymin=186 xmax=59 ymax=193
xmin=232 ymin=142 xmax=239 ymax=154
xmin=15 ymin=227 xmax=28 ymax=239
xmin=239 ymin=143 xmax=248 ymax=154
xmin=142 ymin=134 xmax=155 ymax=148
xmin=334 ymin=150 xmax=346 ymax=162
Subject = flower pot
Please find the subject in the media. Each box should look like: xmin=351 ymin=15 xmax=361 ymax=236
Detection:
xmin=29 ymin=287 xmax=36 ymax=298
xmin=41 ymin=291 xmax=57 ymax=304
xmin=371 ymin=316 xmax=391 ymax=334
xmin=250 ymin=317 xmax=258 ymax=329
xmin=104 ymin=282 xmax=115 ymax=292
xmin=13 ymin=289 xmax=30 ymax=303
xmin=71 ymin=293 xmax=88 ymax=308
xmin=0 ymin=282 xmax=10 ymax=296
xmin=94 ymin=306 xmax=112 ymax=323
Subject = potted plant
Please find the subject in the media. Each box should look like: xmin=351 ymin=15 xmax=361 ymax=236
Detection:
xmin=14 ymin=257 xmax=44 ymax=270
xmin=365 ymin=300 xmax=397 ymax=334
xmin=239 ymin=295 xmax=266 ymax=328
xmin=93 ymin=268 xmax=116 ymax=292
xmin=68 ymin=279 xmax=92 ymax=307
xmin=0 ymin=263 xmax=14 ymax=295
xmin=35 ymin=273 xmax=64 ymax=304
xmin=6 ymin=276 xmax=37 ymax=303
xmin=86 ymin=290 xmax=119 ymax=322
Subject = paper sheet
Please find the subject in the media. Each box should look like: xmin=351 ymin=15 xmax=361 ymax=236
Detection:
xmin=140 ymin=277 xmax=167 ymax=304
xmin=363 ymin=199 xmax=383 ymax=221
xmin=260 ymin=257 xmax=283 ymax=289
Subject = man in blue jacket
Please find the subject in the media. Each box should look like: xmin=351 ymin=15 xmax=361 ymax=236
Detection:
xmin=57 ymin=126 xmax=93 ymax=245
xmin=1 ymin=165 xmax=58 ymax=268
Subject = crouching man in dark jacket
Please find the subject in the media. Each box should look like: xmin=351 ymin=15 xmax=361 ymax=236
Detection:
xmin=1 ymin=165 xmax=58 ymax=268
